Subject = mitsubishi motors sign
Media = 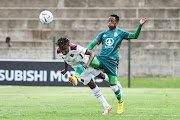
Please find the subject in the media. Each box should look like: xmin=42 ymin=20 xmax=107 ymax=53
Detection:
xmin=0 ymin=60 xmax=109 ymax=87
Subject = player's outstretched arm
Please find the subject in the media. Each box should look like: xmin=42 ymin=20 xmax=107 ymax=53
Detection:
xmin=61 ymin=62 xmax=68 ymax=75
xmin=87 ymin=40 xmax=98 ymax=50
xmin=140 ymin=17 xmax=147 ymax=25
xmin=129 ymin=17 xmax=147 ymax=39
xmin=83 ymin=50 xmax=95 ymax=69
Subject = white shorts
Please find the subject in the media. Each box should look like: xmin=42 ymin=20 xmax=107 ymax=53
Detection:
xmin=78 ymin=67 xmax=101 ymax=85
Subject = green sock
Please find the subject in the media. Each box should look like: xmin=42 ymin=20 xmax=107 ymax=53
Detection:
xmin=115 ymin=89 xmax=122 ymax=103
xmin=75 ymin=73 xmax=80 ymax=79
xmin=75 ymin=62 xmax=85 ymax=79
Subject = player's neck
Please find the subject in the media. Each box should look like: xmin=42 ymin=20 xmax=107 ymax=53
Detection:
xmin=109 ymin=28 xmax=116 ymax=30
xmin=109 ymin=27 xmax=117 ymax=30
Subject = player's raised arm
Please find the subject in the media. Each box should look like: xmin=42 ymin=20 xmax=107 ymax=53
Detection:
xmin=61 ymin=62 xmax=68 ymax=75
xmin=83 ymin=49 xmax=95 ymax=69
xmin=128 ymin=17 xmax=147 ymax=39
xmin=87 ymin=40 xmax=98 ymax=50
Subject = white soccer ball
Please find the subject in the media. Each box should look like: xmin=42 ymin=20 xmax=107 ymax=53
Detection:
xmin=39 ymin=10 xmax=53 ymax=24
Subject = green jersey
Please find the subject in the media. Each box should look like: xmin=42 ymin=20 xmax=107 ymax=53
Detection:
xmin=95 ymin=29 xmax=130 ymax=63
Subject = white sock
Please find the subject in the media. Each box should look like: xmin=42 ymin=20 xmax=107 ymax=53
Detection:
xmin=104 ymin=73 xmax=109 ymax=82
xmin=92 ymin=86 xmax=110 ymax=109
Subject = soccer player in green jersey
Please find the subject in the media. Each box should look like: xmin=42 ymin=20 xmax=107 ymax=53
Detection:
xmin=69 ymin=14 xmax=147 ymax=114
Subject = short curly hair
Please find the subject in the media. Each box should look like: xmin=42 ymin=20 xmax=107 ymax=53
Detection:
xmin=56 ymin=37 xmax=69 ymax=50
xmin=110 ymin=14 xmax=119 ymax=22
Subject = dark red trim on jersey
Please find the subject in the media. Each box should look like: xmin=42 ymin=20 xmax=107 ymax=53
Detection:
xmin=57 ymin=48 xmax=60 ymax=54
xmin=70 ymin=43 xmax=77 ymax=50
xmin=80 ymin=54 xmax=83 ymax=58
xmin=85 ymin=49 xmax=88 ymax=54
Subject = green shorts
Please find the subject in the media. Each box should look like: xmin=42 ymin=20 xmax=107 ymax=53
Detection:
xmin=90 ymin=56 xmax=117 ymax=76
xmin=90 ymin=56 xmax=118 ymax=84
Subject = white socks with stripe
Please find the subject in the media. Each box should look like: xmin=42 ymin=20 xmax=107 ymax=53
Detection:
xmin=92 ymin=86 xmax=110 ymax=109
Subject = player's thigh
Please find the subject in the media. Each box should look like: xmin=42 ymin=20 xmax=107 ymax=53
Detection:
xmin=90 ymin=56 xmax=101 ymax=68
xmin=79 ymin=68 xmax=94 ymax=85
xmin=108 ymin=74 xmax=117 ymax=84
xmin=103 ymin=62 xmax=118 ymax=77
xmin=90 ymin=67 xmax=101 ymax=77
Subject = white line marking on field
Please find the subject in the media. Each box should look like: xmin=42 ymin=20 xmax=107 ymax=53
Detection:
xmin=1 ymin=113 xmax=179 ymax=117
xmin=0 ymin=86 xmax=12 ymax=88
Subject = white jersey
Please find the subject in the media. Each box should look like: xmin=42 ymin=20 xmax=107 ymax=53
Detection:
xmin=57 ymin=43 xmax=89 ymax=69
xmin=57 ymin=43 xmax=102 ymax=85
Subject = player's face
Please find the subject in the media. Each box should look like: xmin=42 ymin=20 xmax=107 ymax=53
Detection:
xmin=60 ymin=45 xmax=69 ymax=55
xmin=108 ymin=17 xmax=118 ymax=30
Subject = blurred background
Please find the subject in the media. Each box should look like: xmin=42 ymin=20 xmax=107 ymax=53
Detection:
xmin=0 ymin=0 xmax=180 ymax=78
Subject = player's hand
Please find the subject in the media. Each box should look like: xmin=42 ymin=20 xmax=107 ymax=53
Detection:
xmin=83 ymin=64 xmax=89 ymax=69
xmin=61 ymin=69 xmax=67 ymax=75
xmin=140 ymin=17 xmax=147 ymax=25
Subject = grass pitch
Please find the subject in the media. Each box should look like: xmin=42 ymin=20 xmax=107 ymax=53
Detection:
xmin=0 ymin=85 xmax=180 ymax=120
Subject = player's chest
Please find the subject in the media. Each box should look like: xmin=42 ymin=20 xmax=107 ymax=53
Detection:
xmin=64 ymin=52 xmax=82 ymax=61
xmin=102 ymin=32 xmax=122 ymax=45
xmin=102 ymin=36 xmax=122 ymax=48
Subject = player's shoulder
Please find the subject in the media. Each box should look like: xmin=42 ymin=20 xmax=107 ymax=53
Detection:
xmin=116 ymin=28 xmax=124 ymax=32
xmin=69 ymin=43 xmax=77 ymax=50
xmin=57 ymin=48 xmax=61 ymax=54
xmin=117 ymin=28 xmax=128 ymax=33
xmin=97 ymin=30 xmax=106 ymax=35
xmin=103 ymin=30 xmax=109 ymax=33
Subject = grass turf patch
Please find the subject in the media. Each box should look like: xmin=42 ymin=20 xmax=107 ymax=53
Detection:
xmin=118 ymin=78 xmax=180 ymax=88
xmin=0 ymin=86 xmax=180 ymax=120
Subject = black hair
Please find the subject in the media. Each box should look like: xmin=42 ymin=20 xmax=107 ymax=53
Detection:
xmin=110 ymin=14 xmax=119 ymax=22
xmin=6 ymin=37 xmax=11 ymax=43
xmin=56 ymin=37 xmax=69 ymax=50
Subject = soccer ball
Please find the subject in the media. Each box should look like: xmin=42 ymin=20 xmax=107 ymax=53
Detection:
xmin=39 ymin=10 xmax=53 ymax=24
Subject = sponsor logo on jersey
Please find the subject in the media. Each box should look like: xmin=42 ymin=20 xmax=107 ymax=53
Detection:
xmin=103 ymin=34 xmax=106 ymax=37
xmin=70 ymin=54 xmax=74 ymax=57
xmin=114 ymin=32 xmax=118 ymax=37
xmin=105 ymin=38 xmax=114 ymax=48
xmin=81 ymin=79 xmax=84 ymax=82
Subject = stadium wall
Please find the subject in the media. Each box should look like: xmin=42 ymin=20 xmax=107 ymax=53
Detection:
xmin=0 ymin=0 xmax=180 ymax=78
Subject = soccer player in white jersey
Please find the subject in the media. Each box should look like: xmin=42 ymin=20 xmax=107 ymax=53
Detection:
xmin=56 ymin=37 xmax=112 ymax=115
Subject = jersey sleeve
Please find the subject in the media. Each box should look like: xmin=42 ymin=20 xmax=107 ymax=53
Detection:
xmin=122 ymin=30 xmax=130 ymax=40
xmin=76 ymin=45 xmax=88 ymax=54
xmin=95 ymin=31 xmax=104 ymax=45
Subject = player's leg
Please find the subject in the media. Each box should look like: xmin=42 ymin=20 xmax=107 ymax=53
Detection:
xmin=87 ymin=79 xmax=112 ymax=115
xmin=69 ymin=56 xmax=100 ymax=84
xmin=96 ymin=72 xmax=123 ymax=95
xmin=96 ymin=72 xmax=109 ymax=82
xmin=79 ymin=67 xmax=112 ymax=115
xmin=89 ymin=56 xmax=100 ymax=68
xmin=108 ymin=74 xmax=124 ymax=114
xmin=76 ymin=56 xmax=100 ymax=78
xmin=69 ymin=62 xmax=85 ymax=85
xmin=101 ymin=60 xmax=124 ymax=114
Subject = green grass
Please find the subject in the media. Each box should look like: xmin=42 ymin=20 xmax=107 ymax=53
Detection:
xmin=118 ymin=78 xmax=180 ymax=88
xmin=0 ymin=86 xmax=180 ymax=120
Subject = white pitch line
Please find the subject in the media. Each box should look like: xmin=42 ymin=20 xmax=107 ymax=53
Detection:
xmin=0 ymin=113 xmax=179 ymax=117
xmin=0 ymin=86 xmax=12 ymax=88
